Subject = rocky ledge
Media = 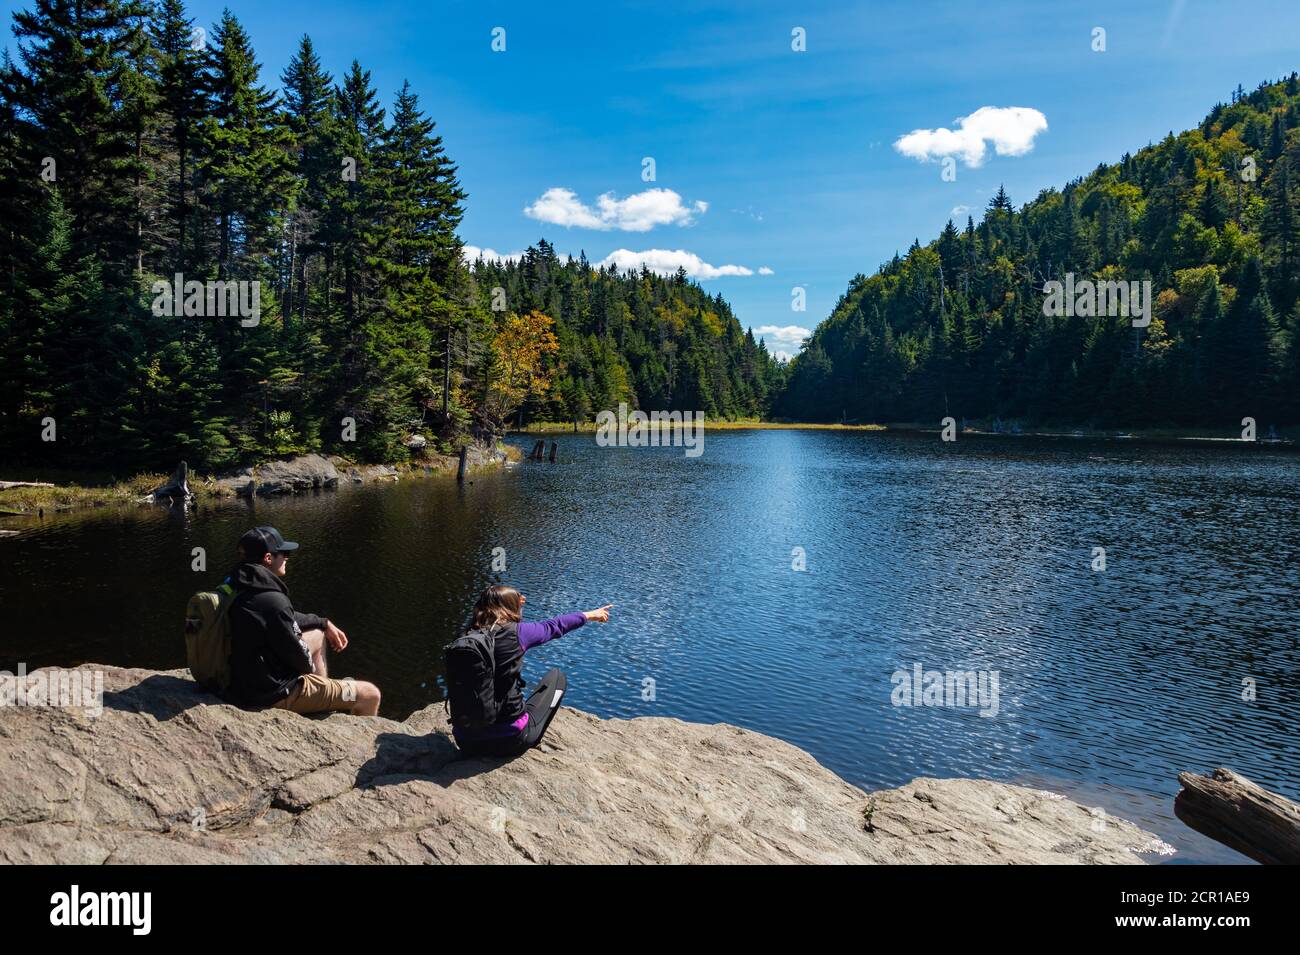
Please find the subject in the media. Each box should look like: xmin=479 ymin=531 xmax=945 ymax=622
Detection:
xmin=0 ymin=665 xmax=1164 ymax=864
xmin=197 ymin=445 xmax=510 ymax=498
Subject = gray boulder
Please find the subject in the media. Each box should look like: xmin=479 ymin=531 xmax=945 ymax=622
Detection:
xmin=346 ymin=464 xmax=401 ymax=484
xmin=252 ymin=454 xmax=340 ymax=496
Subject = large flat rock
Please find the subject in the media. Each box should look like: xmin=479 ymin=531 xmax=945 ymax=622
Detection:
xmin=0 ymin=666 xmax=1163 ymax=864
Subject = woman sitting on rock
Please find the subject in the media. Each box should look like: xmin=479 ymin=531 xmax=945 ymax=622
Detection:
xmin=445 ymin=585 xmax=612 ymax=757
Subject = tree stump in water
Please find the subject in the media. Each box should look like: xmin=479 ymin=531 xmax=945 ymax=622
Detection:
xmin=1174 ymin=768 xmax=1300 ymax=865
xmin=548 ymin=441 xmax=558 ymax=463
xmin=529 ymin=440 xmax=546 ymax=460
xmin=147 ymin=461 xmax=193 ymax=506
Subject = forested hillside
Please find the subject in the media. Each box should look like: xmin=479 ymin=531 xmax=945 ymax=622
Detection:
xmin=469 ymin=241 xmax=784 ymax=426
xmin=777 ymin=76 xmax=1300 ymax=430
xmin=0 ymin=0 xmax=780 ymax=473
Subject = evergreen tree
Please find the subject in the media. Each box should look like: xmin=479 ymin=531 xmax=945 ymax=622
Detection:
xmin=8 ymin=0 xmax=140 ymax=270
xmin=280 ymin=34 xmax=333 ymax=322
xmin=149 ymin=0 xmax=208 ymax=274
xmin=200 ymin=9 xmax=293 ymax=280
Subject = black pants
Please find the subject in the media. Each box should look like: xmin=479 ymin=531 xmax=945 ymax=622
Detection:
xmin=459 ymin=668 xmax=567 ymax=758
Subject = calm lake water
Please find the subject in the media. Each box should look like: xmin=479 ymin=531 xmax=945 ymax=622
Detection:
xmin=3 ymin=430 xmax=1298 ymax=863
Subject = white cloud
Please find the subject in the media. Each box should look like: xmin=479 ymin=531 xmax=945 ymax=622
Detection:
xmin=894 ymin=106 xmax=1047 ymax=168
xmin=950 ymin=205 xmax=970 ymax=219
xmin=773 ymin=350 xmax=793 ymax=363
xmin=462 ymin=246 xmax=574 ymax=265
xmin=462 ymin=245 xmax=525 ymax=264
xmin=464 ymin=244 xmax=751 ymax=282
xmin=597 ymin=248 xmax=756 ymax=279
xmin=525 ymin=187 xmax=707 ymax=232
xmin=758 ymin=266 xmax=775 ymax=275
xmin=754 ymin=324 xmax=811 ymax=348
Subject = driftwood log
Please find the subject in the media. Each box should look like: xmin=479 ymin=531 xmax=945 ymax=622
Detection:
xmin=1175 ymin=768 xmax=1300 ymax=865
xmin=0 ymin=481 xmax=55 ymax=490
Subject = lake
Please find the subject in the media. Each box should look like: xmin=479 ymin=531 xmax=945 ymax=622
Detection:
xmin=2 ymin=429 xmax=1298 ymax=864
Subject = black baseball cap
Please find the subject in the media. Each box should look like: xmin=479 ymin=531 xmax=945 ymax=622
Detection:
xmin=239 ymin=526 xmax=300 ymax=559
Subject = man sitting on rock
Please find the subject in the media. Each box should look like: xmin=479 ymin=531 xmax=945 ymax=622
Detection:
xmin=227 ymin=526 xmax=381 ymax=716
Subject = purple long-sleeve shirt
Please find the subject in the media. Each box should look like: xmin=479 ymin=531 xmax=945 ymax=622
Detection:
xmin=456 ymin=613 xmax=586 ymax=741
xmin=518 ymin=612 xmax=587 ymax=652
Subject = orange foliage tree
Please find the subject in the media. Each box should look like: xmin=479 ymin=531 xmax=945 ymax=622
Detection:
xmin=484 ymin=309 xmax=560 ymax=429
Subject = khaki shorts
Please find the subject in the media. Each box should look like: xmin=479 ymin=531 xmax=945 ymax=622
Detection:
xmin=273 ymin=673 xmax=356 ymax=715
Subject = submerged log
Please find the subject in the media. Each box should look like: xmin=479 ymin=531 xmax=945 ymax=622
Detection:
xmin=1175 ymin=768 xmax=1300 ymax=865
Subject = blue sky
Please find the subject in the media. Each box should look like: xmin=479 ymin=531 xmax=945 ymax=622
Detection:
xmin=5 ymin=0 xmax=1300 ymax=357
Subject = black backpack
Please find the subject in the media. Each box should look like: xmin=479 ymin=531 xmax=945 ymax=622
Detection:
xmin=444 ymin=626 xmax=500 ymax=730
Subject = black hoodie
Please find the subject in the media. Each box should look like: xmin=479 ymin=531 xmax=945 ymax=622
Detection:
xmin=226 ymin=562 xmax=327 ymax=707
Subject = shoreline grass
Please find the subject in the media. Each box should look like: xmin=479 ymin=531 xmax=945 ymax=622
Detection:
xmin=0 ymin=473 xmax=202 ymax=515
xmin=0 ymin=444 xmax=521 ymax=517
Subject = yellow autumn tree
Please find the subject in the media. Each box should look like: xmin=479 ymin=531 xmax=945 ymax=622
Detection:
xmin=486 ymin=309 xmax=560 ymax=428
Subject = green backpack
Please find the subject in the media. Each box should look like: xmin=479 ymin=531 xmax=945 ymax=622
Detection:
xmin=184 ymin=582 xmax=236 ymax=693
